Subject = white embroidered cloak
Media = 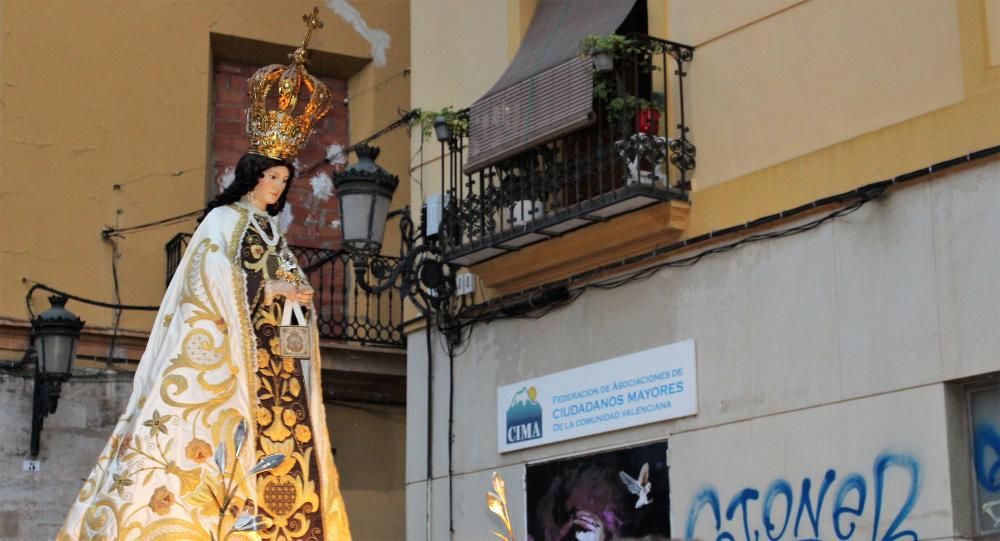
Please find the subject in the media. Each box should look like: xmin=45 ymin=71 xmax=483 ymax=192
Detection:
xmin=59 ymin=205 xmax=351 ymax=541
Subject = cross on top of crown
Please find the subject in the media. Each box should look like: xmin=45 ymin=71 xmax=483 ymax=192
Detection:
xmin=300 ymin=7 xmax=324 ymax=50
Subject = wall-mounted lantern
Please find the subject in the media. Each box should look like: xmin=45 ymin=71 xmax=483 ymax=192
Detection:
xmin=30 ymin=295 xmax=84 ymax=457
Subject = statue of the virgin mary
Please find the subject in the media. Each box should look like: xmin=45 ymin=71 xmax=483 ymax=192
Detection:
xmin=59 ymin=9 xmax=351 ymax=541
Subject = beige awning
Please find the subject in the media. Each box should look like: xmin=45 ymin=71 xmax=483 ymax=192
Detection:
xmin=464 ymin=0 xmax=637 ymax=173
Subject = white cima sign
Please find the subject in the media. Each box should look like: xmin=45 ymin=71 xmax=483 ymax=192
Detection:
xmin=497 ymin=339 xmax=697 ymax=453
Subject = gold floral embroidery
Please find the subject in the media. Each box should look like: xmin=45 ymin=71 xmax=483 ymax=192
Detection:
xmin=282 ymin=408 xmax=298 ymax=428
xmin=241 ymin=210 xmax=329 ymax=539
xmin=61 ymin=209 xmax=339 ymax=540
xmin=109 ymin=472 xmax=133 ymax=497
xmin=185 ymin=438 xmax=212 ymax=463
xmin=149 ymin=486 xmax=175 ymax=516
xmin=256 ymin=447 xmax=320 ymax=539
xmin=143 ymin=410 xmax=172 ymax=436
xmin=263 ymin=406 xmax=293 ymax=441
xmin=256 ymin=406 xmax=273 ymax=426
xmin=294 ymin=424 xmax=312 ymax=444
xmin=257 ymin=348 xmax=271 ymax=370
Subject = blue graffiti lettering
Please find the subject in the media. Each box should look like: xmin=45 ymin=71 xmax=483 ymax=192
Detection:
xmin=686 ymin=487 xmax=720 ymax=535
xmin=832 ymin=474 xmax=866 ymax=539
xmin=727 ymin=488 xmax=761 ymax=541
xmin=684 ymin=452 xmax=920 ymax=541
xmin=974 ymin=424 xmax=1000 ymax=492
xmin=794 ymin=469 xmax=835 ymax=539
xmin=763 ymin=480 xmax=793 ymax=541
xmin=872 ymin=454 xmax=920 ymax=541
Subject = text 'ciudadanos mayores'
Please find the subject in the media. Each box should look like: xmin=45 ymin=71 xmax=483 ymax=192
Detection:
xmin=552 ymin=369 xmax=685 ymax=422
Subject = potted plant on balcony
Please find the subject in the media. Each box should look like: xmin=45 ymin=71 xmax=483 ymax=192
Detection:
xmin=585 ymin=35 xmax=668 ymax=133
xmin=413 ymin=106 xmax=468 ymax=142
xmin=636 ymin=91 xmax=664 ymax=135
xmin=579 ymin=33 xmax=632 ymax=74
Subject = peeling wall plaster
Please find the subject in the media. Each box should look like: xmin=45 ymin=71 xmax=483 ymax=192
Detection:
xmin=278 ymin=204 xmax=294 ymax=234
xmin=325 ymin=0 xmax=390 ymax=67
xmin=310 ymin=171 xmax=334 ymax=201
xmin=326 ymin=143 xmax=347 ymax=166
xmin=216 ymin=166 xmax=235 ymax=193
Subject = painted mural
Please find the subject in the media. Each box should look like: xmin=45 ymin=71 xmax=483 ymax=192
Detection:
xmin=526 ymin=441 xmax=670 ymax=541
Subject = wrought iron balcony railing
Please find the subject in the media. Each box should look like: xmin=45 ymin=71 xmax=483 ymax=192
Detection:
xmin=165 ymin=233 xmax=405 ymax=349
xmin=438 ymin=34 xmax=694 ymax=267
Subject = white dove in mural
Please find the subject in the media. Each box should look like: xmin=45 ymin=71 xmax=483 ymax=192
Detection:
xmin=619 ymin=462 xmax=653 ymax=509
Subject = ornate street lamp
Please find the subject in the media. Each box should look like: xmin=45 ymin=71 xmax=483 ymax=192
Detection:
xmin=334 ymin=145 xmax=400 ymax=255
xmin=334 ymin=144 xmax=456 ymax=316
xmin=30 ymin=295 xmax=84 ymax=457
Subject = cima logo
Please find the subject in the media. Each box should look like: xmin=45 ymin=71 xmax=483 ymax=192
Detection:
xmin=506 ymin=386 xmax=542 ymax=444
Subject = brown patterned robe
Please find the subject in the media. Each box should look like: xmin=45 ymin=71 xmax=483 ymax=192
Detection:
xmin=242 ymin=214 xmax=326 ymax=541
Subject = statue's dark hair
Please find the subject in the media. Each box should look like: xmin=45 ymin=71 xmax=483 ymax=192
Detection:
xmin=201 ymin=153 xmax=296 ymax=221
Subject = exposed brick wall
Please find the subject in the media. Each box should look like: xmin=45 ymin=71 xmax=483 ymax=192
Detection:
xmin=211 ymin=61 xmax=349 ymax=251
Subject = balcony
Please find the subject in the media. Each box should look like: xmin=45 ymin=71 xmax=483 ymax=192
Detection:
xmin=166 ymin=233 xmax=405 ymax=349
xmin=438 ymin=35 xmax=694 ymax=288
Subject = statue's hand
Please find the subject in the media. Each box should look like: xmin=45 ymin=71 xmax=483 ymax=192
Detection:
xmin=263 ymin=280 xmax=298 ymax=305
xmin=295 ymin=285 xmax=314 ymax=305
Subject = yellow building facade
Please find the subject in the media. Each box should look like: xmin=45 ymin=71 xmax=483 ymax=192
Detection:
xmin=405 ymin=1 xmax=1000 ymax=540
xmin=410 ymin=0 xmax=1000 ymax=301
xmin=0 ymin=1 xmax=411 ymax=539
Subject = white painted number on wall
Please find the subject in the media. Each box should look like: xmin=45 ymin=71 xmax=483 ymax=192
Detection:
xmin=22 ymin=459 xmax=41 ymax=472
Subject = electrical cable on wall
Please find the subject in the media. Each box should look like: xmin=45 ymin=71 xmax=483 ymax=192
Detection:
xmin=441 ymin=144 xmax=1000 ymax=352
xmin=101 ymin=110 xmax=418 ymax=238
xmin=102 ymin=210 xmax=202 ymax=238
xmin=12 ymin=279 xmax=157 ymax=374
xmin=342 ymin=67 xmax=410 ymax=105
xmin=105 ymin=212 xmax=125 ymax=368
xmin=112 ymin=165 xmax=205 ymax=191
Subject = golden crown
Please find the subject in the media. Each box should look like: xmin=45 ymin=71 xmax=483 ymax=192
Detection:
xmin=246 ymin=7 xmax=333 ymax=161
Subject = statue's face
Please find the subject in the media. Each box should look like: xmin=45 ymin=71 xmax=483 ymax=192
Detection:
xmin=255 ymin=165 xmax=291 ymax=206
